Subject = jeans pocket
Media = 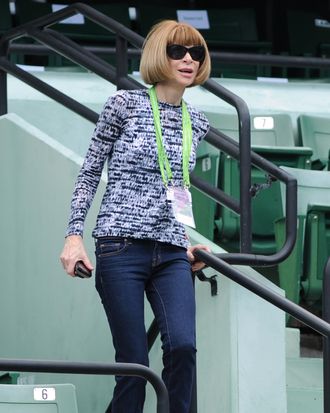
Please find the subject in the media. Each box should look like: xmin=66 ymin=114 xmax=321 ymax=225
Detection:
xmin=96 ymin=237 xmax=131 ymax=258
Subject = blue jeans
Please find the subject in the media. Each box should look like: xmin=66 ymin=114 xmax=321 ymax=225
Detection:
xmin=95 ymin=237 xmax=196 ymax=413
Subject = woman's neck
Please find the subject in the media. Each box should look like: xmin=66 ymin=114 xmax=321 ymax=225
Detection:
xmin=154 ymin=83 xmax=185 ymax=106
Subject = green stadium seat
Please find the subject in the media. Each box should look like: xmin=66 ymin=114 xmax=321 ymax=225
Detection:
xmin=298 ymin=114 xmax=330 ymax=170
xmin=191 ymin=140 xmax=220 ymax=240
xmin=207 ymin=113 xmax=297 ymax=146
xmin=0 ymin=373 xmax=19 ymax=385
xmin=303 ymin=204 xmax=330 ymax=305
xmin=204 ymin=113 xmax=312 ymax=253
xmin=275 ymin=167 xmax=330 ymax=311
xmin=280 ymin=166 xmax=330 ymax=217
xmin=0 ymin=383 xmax=78 ymax=412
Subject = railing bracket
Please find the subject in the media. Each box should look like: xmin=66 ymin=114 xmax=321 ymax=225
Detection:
xmin=195 ymin=270 xmax=218 ymax=296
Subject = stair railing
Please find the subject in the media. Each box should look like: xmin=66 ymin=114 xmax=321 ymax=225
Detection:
xmin=0 ymin=358 xmax=169 ymax=413
xmin=192 ymin=252 xmax=330 ymax=413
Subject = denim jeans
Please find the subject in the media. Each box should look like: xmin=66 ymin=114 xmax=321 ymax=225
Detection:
xmin=95 ymin=237 xmax=196 ymax=413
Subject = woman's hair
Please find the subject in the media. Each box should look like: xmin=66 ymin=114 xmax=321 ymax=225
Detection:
xmin=140 ymin=20 xmax=211 ymax=87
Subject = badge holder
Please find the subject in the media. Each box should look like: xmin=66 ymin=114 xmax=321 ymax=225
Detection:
xmin=167 ymin=186 xmax=196 ymax=228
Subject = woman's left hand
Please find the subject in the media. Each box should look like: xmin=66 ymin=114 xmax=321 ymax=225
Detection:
xmin=187 ymin=244 xmax=211 ymax=272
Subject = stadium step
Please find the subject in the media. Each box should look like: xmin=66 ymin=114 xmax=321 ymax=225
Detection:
xmin=286 ymin=328 xmax=323 ymax=413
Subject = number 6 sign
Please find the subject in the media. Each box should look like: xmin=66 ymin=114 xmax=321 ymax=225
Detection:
xmin=33 ymin=387 xmax=56 ymax=401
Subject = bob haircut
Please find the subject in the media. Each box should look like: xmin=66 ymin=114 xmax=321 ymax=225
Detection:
xmin=140 ymin=20 xmax=211 ymax=87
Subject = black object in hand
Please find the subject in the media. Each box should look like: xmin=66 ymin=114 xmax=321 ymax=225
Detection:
xmin=74 ymin=261 xmax=92 ymax=278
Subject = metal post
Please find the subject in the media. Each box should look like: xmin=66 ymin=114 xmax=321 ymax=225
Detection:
xmin=115 ymin=34 xmax=128 ymax=90
xmin=0 ymin=67 xmax=7 ymax=115
xmin=238 ymin=110 xmax=252 ymax=253
xmin=189 ymin=366 xmax=198 ymax=413
xmin=0 ymin=40 xmax=9 ymax=115
xmin=323 ymin=257 xmax=330 ymax=413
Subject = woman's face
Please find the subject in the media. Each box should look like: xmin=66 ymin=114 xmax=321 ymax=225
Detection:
xmin=167 ymin=45 xmax=200 ymax=88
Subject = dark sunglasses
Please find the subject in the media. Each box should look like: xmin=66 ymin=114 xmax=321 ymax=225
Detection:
xmin=166 ymin=44 xmax=205 ymax=63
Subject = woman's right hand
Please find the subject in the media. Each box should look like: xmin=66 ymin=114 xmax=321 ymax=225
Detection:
xmin=60 ymin=235 xmax=94 ymax=277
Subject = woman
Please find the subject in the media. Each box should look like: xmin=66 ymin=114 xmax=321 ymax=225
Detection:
xmin=60 ymin=19 xmax=211 ymax=413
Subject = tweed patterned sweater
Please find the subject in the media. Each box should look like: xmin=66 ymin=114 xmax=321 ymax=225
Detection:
xmin=66 ymin=88 xmax=209 ymax=249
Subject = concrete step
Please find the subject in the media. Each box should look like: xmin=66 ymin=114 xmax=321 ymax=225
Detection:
xmin=286 ymin=357 xmax=323 ymax=413
xmin=287 ymin=388 xmax=323 ymax=413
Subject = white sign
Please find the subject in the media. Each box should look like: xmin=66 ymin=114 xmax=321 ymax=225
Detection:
xmin=52 ymin=4 xmax=85 ymax=24
xmin=315 ymin=19 xmax=330 ymax=29
xmin=202 ymin=157 xmax=212 ymax=172
xmin=177 ymin=10 xmax=210 ymax=30
xmin=253 ymin=116 xmax=274 ymax=130
xmin=34 ymin=387 xmax=56 ymax=401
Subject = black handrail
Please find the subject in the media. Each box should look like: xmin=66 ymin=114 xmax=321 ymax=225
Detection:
xmin=192 ymin=251 xmax=330 ymax=413
xmin=7 ymin=44 xmax=330 ymax=71
xmin=203 ymin=78 xmax=252 ymax=253
xmin=0 ymin=359 xmax=169 ymax=413
xmin=202 ymin=127 xmax=298 ymax=266
xmin=0 ymin=2 xmax=297 ymax=266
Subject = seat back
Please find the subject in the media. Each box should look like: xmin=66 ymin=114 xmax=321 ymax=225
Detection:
xmin=276 ymin=167 xmax=330 ymax=311
xmin=298 ymin=114 xmax=330 ymax=169
xmin=207 ymin=112 xmax=296 ymax=146
xmin=302 ymin=204 xmax=330 ymax=304
xmin=280 ymin=166 xmax=330 ymax=216
xmin=0 ymin=383 xmax=78 ymax=413
xmin=191 ymin=141 xmax=220 ymax=240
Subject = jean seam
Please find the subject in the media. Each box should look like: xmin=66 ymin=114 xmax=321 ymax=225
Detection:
xmin=150 ymin=280 xmax=173 ymax=389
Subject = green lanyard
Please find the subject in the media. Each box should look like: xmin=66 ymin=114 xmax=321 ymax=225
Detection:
xmin=148 ymin=86 xmax=192 ymax=188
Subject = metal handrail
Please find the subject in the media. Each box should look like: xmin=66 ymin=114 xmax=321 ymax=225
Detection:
xmin=201 ymin=127 xmax=298 ymax=266
xmin=192 ymin=251 xmax=330 ymax=413
xmin=7 ymin=43 xmax=330 ymax=70
xmin=0 ymin=359 xmax=169 ymax=413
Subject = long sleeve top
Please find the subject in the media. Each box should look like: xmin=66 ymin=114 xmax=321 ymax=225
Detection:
xmin=66 ymin=88 xmax=209 ymax=249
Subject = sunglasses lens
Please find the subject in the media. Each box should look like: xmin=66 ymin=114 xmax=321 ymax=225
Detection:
xmin=167 ymin=45 xmax=186 ymax=60
xmin=167 ymin=45 xmax=205 ymax=62
xmin=189 ymin=46 xmax=205 ymax=62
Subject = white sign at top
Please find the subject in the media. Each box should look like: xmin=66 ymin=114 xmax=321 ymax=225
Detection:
xmin=177 ymin=10 xmax=210 ymax=30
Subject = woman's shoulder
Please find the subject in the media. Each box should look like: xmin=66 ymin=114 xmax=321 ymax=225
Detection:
xmin=100 ymin=89 xmax=149 ymax=118
xmin=106 ymin=89 xmax=149 ymax=105
xmin=186 ymin=102 xmax=209 ymax=126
